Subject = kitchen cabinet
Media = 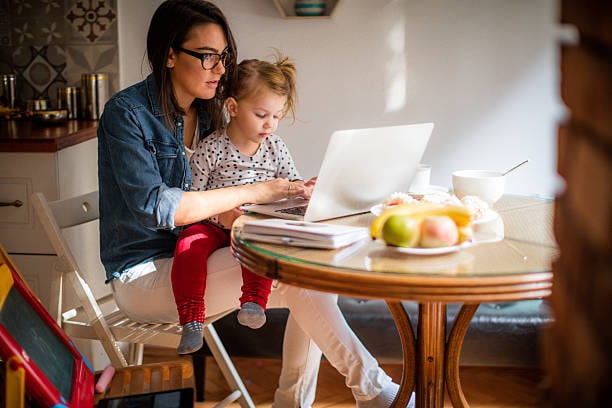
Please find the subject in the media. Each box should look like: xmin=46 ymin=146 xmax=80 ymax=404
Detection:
xmin=0 ymin=119 xmax=116 ymax=370
xmin=0 ymin=120 xmax=100 ymax=312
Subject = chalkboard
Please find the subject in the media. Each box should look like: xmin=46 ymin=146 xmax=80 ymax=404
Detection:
xmin=0 ymin=285 xmax=75 ymax=399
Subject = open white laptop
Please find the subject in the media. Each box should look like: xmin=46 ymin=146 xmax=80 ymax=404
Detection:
xmin=242 ymin=123 xmax=433 ymax=222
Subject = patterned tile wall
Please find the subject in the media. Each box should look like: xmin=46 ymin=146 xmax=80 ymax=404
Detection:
xmin=0 ymin=0 xmax=118 ymax=109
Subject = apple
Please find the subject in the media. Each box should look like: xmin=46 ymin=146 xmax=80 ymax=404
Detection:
xmin=382 ymin=215 xmax=421 ymax=248
xmin=419 ymin=215 xmax=459 ymax=248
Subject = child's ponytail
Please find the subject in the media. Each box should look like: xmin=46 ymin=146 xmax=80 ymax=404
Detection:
xmin=273 ymin=52 xmax=298 ymax=121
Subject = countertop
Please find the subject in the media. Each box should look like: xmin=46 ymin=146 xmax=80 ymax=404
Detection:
xmin=0 ymin=119 xmax=98 ymax=153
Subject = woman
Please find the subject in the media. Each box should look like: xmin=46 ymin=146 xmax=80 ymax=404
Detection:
xmin=97 ymin=1 xmax=402 ymax=407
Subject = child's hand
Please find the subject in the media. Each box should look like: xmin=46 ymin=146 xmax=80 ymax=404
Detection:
xmin=293 ymin=177 xmax=316 ymax=200
xmin=218 ymin=207 xmax=244 ymax=228
xmin=305 ymin=176 xmax=317 ymax=188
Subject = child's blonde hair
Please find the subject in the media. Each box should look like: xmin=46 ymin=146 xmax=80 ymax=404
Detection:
xmin=227 ymin=52 xmax=297 ymax=121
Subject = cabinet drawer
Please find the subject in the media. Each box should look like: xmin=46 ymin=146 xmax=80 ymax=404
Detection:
xmin=0 ymin=179 xmax=29 ymax=224
xmin=0 ymin=176 xmax=55 ymax=253
xmin=0 ymin=152 xmax=57 ymax=253
xmin=0 ymin=140 xmax=97 ymax=254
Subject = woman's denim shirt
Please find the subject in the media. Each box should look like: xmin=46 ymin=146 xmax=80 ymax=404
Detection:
xmin=98 ymin=75 xmax=213 ymax=282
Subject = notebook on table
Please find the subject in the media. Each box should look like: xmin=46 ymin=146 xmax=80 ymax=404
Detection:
xmin=242 ymin=123 xmax=433 ymax=222
xmin=241 ymin=218 xmax=369 ymax=249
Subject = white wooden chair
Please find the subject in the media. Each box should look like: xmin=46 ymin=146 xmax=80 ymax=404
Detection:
xmin=32 ymin=191 xmax=255 ymax=408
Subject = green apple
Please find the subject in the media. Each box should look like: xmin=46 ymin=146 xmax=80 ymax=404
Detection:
xmin=382 ymin=215 xmax=421 ymax=248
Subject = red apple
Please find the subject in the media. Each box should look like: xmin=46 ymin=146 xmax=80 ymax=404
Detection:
xmin=419 ymin=215 xmax=459 ymax=248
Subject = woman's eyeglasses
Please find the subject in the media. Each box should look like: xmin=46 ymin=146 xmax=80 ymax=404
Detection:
xmin=175 ymin=47 xmax=231 ymax=70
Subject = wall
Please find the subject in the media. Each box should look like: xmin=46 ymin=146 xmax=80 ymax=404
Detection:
xmin=0 ymin=0 xmax=119 ymax=106
xmin=119 ymin=0 xmax=563 ymax=197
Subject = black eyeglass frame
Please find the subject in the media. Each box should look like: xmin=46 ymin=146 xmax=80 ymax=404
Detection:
xmin=174 ymin=46 xmax=231 ymax=70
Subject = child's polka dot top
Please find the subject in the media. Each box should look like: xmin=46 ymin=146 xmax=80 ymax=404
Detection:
xmin=190 ymin=128 xmax=302 ymax=192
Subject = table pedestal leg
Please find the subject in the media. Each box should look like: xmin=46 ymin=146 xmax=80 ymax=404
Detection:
xmin=386 ymin=301 xmax=416 ymax=408
xmin=416 ymin=302 xmax=447 ymax=408
xmin=445 ymin=303 xmax=479 ymax=408
xmin=386 ymin=302 xmax=479 ymax=408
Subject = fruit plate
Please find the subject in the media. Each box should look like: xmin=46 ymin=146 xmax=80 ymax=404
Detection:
xmin=407 ymin=185 xmax=449 ymax=195
xmin=387 ymin=240 xmax=472 ymax=256
xmin=370 ymin=186 xmax=452 ymax=216
xmin=472 ymin=209 xmax=499 ymax=224
xmin=370 ymin=204 xmax=385 ymax=216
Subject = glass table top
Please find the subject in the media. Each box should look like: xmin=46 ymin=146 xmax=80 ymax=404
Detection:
xmin=234 ymin=195 xmax=558 ymax=279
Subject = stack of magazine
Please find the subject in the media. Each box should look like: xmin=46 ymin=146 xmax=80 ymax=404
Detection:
xmin=241 ymin=218 xmax=369 ymax=249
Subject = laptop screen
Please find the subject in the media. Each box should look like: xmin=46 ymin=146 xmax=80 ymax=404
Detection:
xmin=0 ymin=247 xmax=94 ymax=407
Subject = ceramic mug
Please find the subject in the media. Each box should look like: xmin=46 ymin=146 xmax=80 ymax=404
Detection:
xmin=409 ymin=164 xmax=432 ymax=194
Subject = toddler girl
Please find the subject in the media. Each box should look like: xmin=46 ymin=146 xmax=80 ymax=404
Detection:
xmin=172 ymin=54 xmax=313 ymax=354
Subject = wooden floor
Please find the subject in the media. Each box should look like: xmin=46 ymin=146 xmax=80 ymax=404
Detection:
xmin=143 ymin=346 xmax=545 ymax=407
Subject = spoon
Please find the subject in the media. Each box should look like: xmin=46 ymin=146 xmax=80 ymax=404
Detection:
xmin=502 ymin=160 xmax=528 ymax=176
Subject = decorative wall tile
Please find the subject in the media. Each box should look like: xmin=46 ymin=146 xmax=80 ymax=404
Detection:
xmin=13 ymin=45 xmax=67 ymax=102
xmin=65 ymin=0 xmax=116 ymax=44
xmin=0 ymin=0 xmax=118 ymax=108
xmin=65 ymin=43 xmax=117 ymax=94
xmin=0 ymin=0 xmax=11 ymax=47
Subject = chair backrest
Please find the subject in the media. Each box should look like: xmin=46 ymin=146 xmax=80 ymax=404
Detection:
xmin=32 ymin=191 xmax=255 ymax=407
xmin=31 ymin=191 xmax=129 ymax=367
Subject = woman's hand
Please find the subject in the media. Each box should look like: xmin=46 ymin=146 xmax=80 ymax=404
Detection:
xmin=175 ymin=179 xmax=306 ymax=226
xmin=290 ymin=176 xmax=317 ymax=200
xmin=248 ymin=178 xmax=306 ymax=204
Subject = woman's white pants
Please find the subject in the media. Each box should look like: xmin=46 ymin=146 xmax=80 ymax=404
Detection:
xmin=111 ymin=247 xmax=392 ymax=408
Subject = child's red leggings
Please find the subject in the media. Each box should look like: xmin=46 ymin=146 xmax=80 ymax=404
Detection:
xmin=171 ymin=222 xmax=272 ymax=325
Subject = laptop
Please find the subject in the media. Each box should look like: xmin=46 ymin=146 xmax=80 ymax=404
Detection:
xmin=242 ymin=123 xmax=433 ymax=222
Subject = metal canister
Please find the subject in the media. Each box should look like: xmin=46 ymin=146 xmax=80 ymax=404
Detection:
xmin=26 ymin=98 xmax=48 ymax=112
xmin=58 ymin=86 xmax=82 ymax=119
xmin=81 ymin=73 xmax=109 ymax=120
xmin=0 ymin=74 xmax=16 ymax=109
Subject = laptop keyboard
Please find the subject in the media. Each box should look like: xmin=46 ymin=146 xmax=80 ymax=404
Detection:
xmin=275 ymin=205 xmax=308 ymax=216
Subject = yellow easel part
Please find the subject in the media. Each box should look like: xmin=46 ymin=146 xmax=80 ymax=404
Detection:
xmin=0 ymin=264 xmax=15 ymax=309
xmin=6 ymin=355 xmax=25 ymax=408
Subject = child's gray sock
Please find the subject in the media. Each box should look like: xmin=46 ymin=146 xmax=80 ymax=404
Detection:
xmin=177 ymin=321 xmax=203 ymax=354
xmin=237 ymin=302 xmax=266 ymax=329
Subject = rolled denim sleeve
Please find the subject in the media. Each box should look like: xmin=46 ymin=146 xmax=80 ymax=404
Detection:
xmin=156 ymin=184 xmax=182 ymax=229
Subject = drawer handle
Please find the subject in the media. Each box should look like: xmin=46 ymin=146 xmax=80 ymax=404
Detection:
xmin=0 ymin=200 xmax=23 ymax=208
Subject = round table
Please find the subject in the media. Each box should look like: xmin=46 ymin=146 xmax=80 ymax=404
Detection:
xmin=231 ymin=195 xmax=557 ymax=407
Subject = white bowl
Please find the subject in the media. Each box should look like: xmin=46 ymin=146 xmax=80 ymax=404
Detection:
xmin=452 ymin=170 xmax=505 ymax=205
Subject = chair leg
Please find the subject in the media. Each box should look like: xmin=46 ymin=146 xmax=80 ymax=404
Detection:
xmin=192 ymin=352 xmax=207 ymax=402
xmin=203 ymin=324 xmax=256 ymax=408
xmin=127 ymin=343 xmax=144 ymax=365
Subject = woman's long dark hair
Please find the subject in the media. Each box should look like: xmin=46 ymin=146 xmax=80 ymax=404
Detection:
xmin=146 ymin=0 xmax=237 ymax=130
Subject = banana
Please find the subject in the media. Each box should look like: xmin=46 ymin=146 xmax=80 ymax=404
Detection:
xmin=457 ymin=224 xmax=474 ymax=243
xmin=370 ymin=202 xmax=472 ymax=239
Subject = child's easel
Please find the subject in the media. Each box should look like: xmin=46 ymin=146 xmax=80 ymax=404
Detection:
xmin=5 ymin=355 xmax=25 ymax=408
xmin=0 ymin=246 xmax=95 ymax=407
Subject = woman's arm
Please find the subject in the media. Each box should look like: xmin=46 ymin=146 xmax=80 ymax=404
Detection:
xmin=174 ymin=178 xmax=304 ymax=226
